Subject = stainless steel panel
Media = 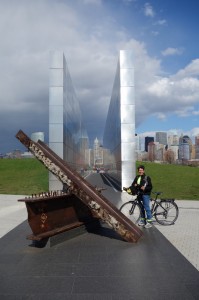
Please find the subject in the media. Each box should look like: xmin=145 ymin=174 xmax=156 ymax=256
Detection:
xmin=122 ymin=161 xmax=136 ymax=187
xmin=103 ymin=50 xmax=135 ymax=189
xmin=49 ymin=124 xmax=63 ymax=142
xmin=49 ymin=51 xmax=89 ymax=190
xmin=50 ymin=51 xmax=63 ymax=69
xmin=120 ymin=50 xmax=134 ymax=69
xmin=49 ymin=106 xmax=63 ymax=124
xmin=120 ymin=69 xmax=134 ymax=87
xmin=121 ymin=124 xmax=135 ymax=142
xmin=48 ymin=173 xmax=63 ymax=190
xmin=121 ymin=104 xmax=135 ymax=123
xmin=49 ymin=87 xmax=63 ymax=105
xmin=49 ymin=142 xmax=63 ymax=158
xmin=121 ymin=142 xmax=135 ymax=160
xmin=120 ymin=87 xmax=135 ymax=105
xmin=49 ymin=69 xmax=63 ymax=87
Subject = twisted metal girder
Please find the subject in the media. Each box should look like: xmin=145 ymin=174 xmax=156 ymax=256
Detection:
xmin=16 ymin=130 xmax=143 ymax=243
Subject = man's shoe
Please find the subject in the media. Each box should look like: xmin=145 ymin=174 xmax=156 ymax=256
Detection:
xmin=145 ymin=222 xmax=152 ymax=229
xmin=146 ymin=218 xmax=154 ymax=223
xmin=138 ymin=221 xmax=145 ymax=227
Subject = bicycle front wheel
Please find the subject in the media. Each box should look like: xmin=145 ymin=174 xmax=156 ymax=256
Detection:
xmin=120 ymin=201 xmax=141 ymax=224
xmin=154 ymin=200 xmax=179 ymax=225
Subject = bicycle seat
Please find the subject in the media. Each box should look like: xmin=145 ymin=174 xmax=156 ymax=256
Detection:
xmin=152 ymin=191 xmax=163 ymax=195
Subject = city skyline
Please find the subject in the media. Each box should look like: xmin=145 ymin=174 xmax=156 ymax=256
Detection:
xmin=0 ymin=0 xmax=199 ymax=153
xmin=137 ymin=130 xmax=199 ymax=153
xmin=2 ymin=129 xmax=199 ymax=156
xmin=4 ymin=130 xmax=199 ymax=166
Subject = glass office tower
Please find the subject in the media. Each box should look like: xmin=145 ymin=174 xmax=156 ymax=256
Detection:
xmin=49 ymin=51 xmax=89 ymax=190
xmin=155 ymin=132 xmax=167 ymax=146
xmin=103 ymin=50 xmax=135 ymax=188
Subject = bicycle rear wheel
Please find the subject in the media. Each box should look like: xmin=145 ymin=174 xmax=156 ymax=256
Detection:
xmin=120 ymin=201 xmax=141 ymax=224
xmin=154 ymin=200 xmax=179 ymax=225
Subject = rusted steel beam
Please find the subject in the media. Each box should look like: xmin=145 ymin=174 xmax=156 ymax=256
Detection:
xmin=18 ymin=192 xmax=100 ymax=241
xmin=16 ymin=130 xmax=143 ymax=242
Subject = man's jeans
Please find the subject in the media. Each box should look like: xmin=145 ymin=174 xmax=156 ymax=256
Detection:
xmin=140 ymin=194 xmax=152 ymax=220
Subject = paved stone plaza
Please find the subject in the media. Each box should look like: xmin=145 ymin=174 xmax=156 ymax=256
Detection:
xmin=0 ymin=194 xmax=199 ymax=272
xmin=0 ymin=191 xmax=199 ymax=299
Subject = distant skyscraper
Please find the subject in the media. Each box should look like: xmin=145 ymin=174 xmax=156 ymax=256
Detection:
xmin=93 ymin=138 xmax=103 ymax=165
xmin=145 ymin=136 xmax=154 ymax=152
xmin=179 ymin=143 xmax=190 ymax=160
xmin=179 ymin=135 xmax=192 ymax=160
xmin=155 ymin=132 xmax=167 ymax=145
xmin=181 ymin=135 xmax=192 ymax=145
xmin=31 ymin=132 xmax=44 ymax=142
xmin=195 ymin=135 xmax=199 ymax=159
xmin=148 ymin=141 xmax=155 ymax=161
xmin=168 ymin=134 xmax=179 ymax=147
xmin=135 ymin=134 xmax=141 ymax=151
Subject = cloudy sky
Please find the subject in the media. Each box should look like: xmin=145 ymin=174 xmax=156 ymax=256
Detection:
xmin=0 ymin=0 xmax=199 ymax=153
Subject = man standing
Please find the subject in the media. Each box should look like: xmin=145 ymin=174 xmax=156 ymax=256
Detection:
xmin=131 ymin=165 xmax=153 ymax=228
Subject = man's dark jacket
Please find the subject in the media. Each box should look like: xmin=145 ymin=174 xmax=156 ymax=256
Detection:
xmin=131 ymin=174 xmax=152 ymax=195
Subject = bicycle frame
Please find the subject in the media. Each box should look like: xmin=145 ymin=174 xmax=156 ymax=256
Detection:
xmin=151 ymin=196 xmax=176 ymax=216
xmin=150 ymin=193 xmax=178 ymax=225
xmin=120 ymin=190 xmax=179 ymax=226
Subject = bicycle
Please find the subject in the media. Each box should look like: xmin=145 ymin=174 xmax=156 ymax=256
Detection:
xmin=120 ymin=191 xmax=179 ymax=226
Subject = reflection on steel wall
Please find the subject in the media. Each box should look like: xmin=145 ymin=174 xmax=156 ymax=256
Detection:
xmin=49 ymin=51 xmax=89 ymax=190
xmin=103 ymin=50 xmax=135 ymax=188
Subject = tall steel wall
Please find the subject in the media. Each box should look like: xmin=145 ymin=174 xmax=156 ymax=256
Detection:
xmin=49 ymin=50 xmax=135 ymax=190
xmin=49 ymin=51 xmax=89 ymax=190
xmin=103 ymin=50 xmax=135 ymax=188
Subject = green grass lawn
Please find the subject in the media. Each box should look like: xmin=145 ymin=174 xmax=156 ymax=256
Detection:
xmin=0 ymin=158 xmax=48 ymax=195
xmin=137 ymin=162 xmax=199 ymax=200
xmin=0 ymin=159 xmax=198 ymax=200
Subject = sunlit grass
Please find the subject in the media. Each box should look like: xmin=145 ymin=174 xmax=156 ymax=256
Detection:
xmin=136 ymin=161 xmax=199 ymax=200
xmin=0 ymin=159 xmax=198 ymax=200
xmin=0 ymin=158 xmax=48 ymax=195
